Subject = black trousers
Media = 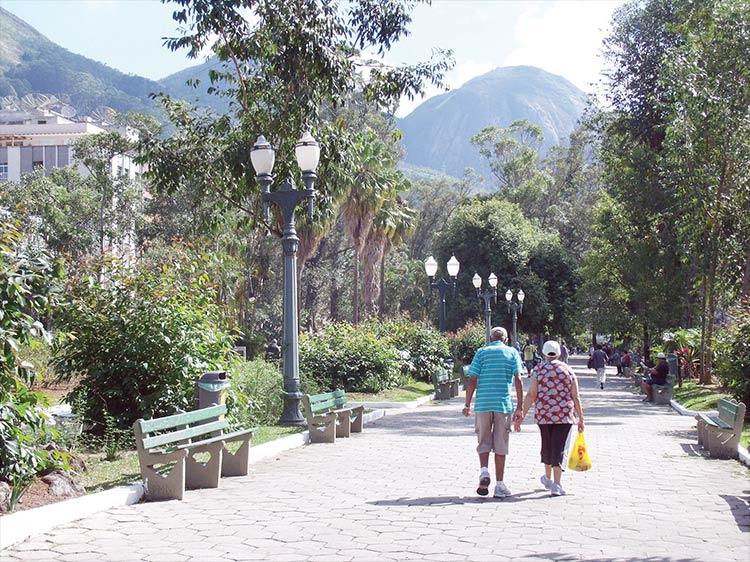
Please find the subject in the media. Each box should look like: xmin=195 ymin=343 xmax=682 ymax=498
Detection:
xmin=538 ymin=423 xmax=572 ymax=467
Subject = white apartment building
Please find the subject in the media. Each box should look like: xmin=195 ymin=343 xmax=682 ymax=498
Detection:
xmin=0 ymin=108 xmax=143 ymax=182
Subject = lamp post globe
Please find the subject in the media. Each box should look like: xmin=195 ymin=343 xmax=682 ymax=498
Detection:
xmin=474 ymin=273 xmax=498 ymax=344
xmin=506 ymin=288 xmax=524 ymax=350
xmin=425 ymin=255 xmax=459 ymax=332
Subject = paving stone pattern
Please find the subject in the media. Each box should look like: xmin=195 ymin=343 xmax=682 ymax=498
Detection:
xmin=2 ymin=360 xmax=749 ymax=561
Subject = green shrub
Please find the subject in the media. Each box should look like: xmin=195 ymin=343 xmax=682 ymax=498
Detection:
xmin=714 ymin=304 xmax=750 ymax=409
xmin=368 ymin=317 xmax=450 ymax=382
xmin=449 ymin=320 xmax=486 ymax=366
xmin=225 ymin=358 xmax=284 ymax=427
xmin=299 ymin=322 xmax=403 ymax=393
xmin=0 ymin=217 xmax=66 ymax=509
xmin=54 ymin=256 xmax=236 ymax=431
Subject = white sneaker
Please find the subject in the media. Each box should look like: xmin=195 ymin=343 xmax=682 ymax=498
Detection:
xmin=493 ymin=481 xmax=512 ymax=498
xmin=550 ymin=483 xmax=566 ymax=496
xmin=477 ymin=469 xmax=491 ymax=496
xmin=540 ymin=475 xmax=553 ymax=490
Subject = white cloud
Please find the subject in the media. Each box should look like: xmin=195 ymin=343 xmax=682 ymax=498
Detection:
xmin=503 ymin=0 xmax=623 ymax=94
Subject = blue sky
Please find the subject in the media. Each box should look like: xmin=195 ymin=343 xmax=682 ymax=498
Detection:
xmin=3 ymin=0 xmax=625 ymax=116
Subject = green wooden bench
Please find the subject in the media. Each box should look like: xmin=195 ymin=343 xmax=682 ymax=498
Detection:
xmin=433 ymin=368 xmax=459 ymax=400
xmin=695 ymin=398 xmax=746 ymax=459
xmin=133 ymin=404 xmax=257 ymax=500
xmin=302 ymin=390 xmax=364 ymax=443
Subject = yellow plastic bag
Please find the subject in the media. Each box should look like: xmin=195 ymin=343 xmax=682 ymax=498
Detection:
xmin=567 ymin=431 xmax=592 ymax=471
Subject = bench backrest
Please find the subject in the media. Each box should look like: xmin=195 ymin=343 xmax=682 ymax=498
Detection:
xmin=306 ymin=390 xmax=348 ymax=415
xmin=134 ymin=404 xmax=229 ymax=451
xmin=717 ymin=398 xmax=746 ymax=430
xmin=433 ymin=370 xmax=449 ymax=385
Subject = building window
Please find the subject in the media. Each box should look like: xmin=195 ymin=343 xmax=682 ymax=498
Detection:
xmin=0 ymin=163 xmax=8 ymax=181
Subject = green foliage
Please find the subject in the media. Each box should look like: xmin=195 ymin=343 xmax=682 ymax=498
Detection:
xmin=0 ymin=216 xmax=65 ymax=506
xmin=714 ymin=305 xmax=750 ymax=408
xmin=54 ymin=256 xmax=236 ymax=431
xmin=369 ymin=317 xmax=450 ymax=382
xmin=432 ymin=196 xmax=578 ymax=335
xmin=225 ymin=358 xmax=284 ymax=428
xmin=448 ymin=320 xmax=486 ymax=366
xmin=299 ymin=318 xmax=449 ymax=392
xmin=299 ymin=321 xmax=403 ymax=393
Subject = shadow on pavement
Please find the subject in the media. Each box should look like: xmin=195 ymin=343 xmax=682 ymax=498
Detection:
xmin=368 ymin=489 xmax=548 ymax=506
xmin=680 ymin=443 xmax=707 ymax=457
xmin=720 ymin=492 xmax=750 ymax=532
xmin=517 ymin=552 xmax=701 ymax=562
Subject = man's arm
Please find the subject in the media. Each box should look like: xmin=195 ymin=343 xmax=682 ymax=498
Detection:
xmin=512 ymin=373 xmax=524 ymax=424
xmin=463 ymin=376 xmax=477 ymax=417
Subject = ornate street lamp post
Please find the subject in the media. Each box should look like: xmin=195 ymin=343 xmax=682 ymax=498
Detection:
xmin=505 ymin=288 xmax=525 ymax=349
xmin=251 ymin=132 xmax=320 ymax=425
xmin=472 ymin=273 xmax=498 ymax=344
xmin=424 ymin=255 xmax=460 ymax=332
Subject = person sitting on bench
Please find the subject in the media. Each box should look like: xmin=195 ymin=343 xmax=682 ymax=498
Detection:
xmin=642 ymin=353 xmax=668 ymax=402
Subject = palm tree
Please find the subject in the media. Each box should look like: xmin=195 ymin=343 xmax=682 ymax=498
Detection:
xmin=340 ymin=130 xmax=396 ymax=324
xmin=361 ymin=188 xmax=415 ymax=317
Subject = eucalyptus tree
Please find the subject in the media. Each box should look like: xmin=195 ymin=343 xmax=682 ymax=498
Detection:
xmin=470 ymin=119 xmax=554 ymax=223
xmin=590 ymin=0 xmax=688 ymax=356
xmin=659 ymin=0 xmax=750 ymax=381
xmin=140 ymin=0 xmax=452 ymax=333
xmin=74 ymin=131 xmax=143 ymax=256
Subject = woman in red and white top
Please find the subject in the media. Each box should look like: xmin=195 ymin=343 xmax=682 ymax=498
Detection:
xmin=516 ymin=340 xmax=584 ymax=496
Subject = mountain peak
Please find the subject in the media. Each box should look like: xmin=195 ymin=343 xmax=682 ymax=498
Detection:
xmin=397 ymin=65 xmax=587 ymax=178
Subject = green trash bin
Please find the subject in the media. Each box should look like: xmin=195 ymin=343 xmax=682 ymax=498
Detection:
xmin=197 ymin=370 xmax=231 ymax=409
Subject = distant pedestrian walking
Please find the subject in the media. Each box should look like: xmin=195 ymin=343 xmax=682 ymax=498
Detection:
xmin=560 ymin=341 xmax=569 ymax=363
xmin=516 ymin=340 xmax=584 ymax=497
xmin=463 ymin=327 xmax=524 ymax=498
xmin=591 ymin=344 xmax=608 ymax=389
xmin=522 ymin=339 xmax=537 ymax=374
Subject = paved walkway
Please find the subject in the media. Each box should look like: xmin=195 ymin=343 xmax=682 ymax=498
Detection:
xmin=2 ymin=358 xmax=749 ymax=561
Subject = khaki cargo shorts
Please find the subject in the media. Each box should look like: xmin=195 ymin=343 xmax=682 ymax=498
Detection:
xmin=475 ymin=411 xmax=512 ymax=455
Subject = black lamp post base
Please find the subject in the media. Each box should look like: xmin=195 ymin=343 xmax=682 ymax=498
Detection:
xmin=279 ymin=392 xmax=306 ymax=426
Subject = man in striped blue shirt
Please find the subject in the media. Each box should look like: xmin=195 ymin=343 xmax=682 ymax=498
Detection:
xmin=462 ymin=326 xmax=524 ymax=498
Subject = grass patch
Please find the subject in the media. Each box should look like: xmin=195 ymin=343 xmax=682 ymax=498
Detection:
xmin=347 ymin=380 xmax=434 ymax=402
xmin=252 ymin=425 xmax=305 ymax=445
xmin=671 ymin=380 xmax=749 ymax=449
xmin=672 ymin=380 xmax=726 ymax=411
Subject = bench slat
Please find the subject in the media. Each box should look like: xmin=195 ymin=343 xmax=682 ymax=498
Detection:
xmin=139 ymin=405 xmax=227 ymax=433
xmin=697 ymin=412 xmax=732 ymax=429
xmin=142 ymin=419 xmax=228 ymax=450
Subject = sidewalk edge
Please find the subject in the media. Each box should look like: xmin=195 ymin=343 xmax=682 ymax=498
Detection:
xmin=0 ymin=484 xmax=144 ymax=550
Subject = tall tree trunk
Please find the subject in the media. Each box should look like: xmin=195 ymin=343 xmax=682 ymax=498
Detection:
xmin=378 ymin=244 xmax=389 ymax=317
xmin=361 ymin=230 xmax=387 ymax=317
xmin=742 ymin=247 xmax=750 ymax=303
xmin=353 ymin=248 xmax=360 ymax=325
xmin=330 ymin=276 xmax=339 ymax=321
xmin=701 ymin=237 xmax=719 ymax=384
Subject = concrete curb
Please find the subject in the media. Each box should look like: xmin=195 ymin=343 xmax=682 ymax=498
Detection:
xmin=669 ymin=399 xmax=749 ymax=467
xmin=0 ymin=484 xmax=144 ymax=550
xmin=0 ymin=408 xmax=388 ymax=550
